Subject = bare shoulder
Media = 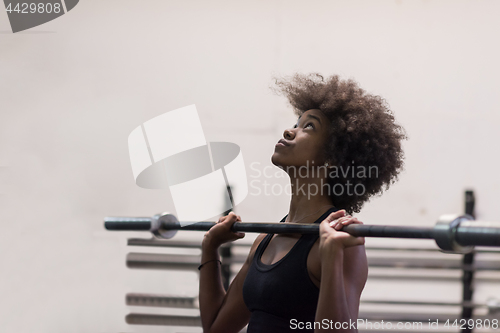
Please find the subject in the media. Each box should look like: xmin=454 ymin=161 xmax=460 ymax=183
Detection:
xmin=307 ymin=240 xmax=368 ymax=288
xmin=245 ymin=233 xmax=267 ymax=264
xmin=305 ymin=240 xmax=368 ymax=320
xmin=343 ymin=245 xmax=369 ymax=288
xmin=307 ymin=239 xmax=322 ymax=288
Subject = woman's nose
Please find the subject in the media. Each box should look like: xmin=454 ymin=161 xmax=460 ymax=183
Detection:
xmin=283 ymin=128 xmax=294 ymax=140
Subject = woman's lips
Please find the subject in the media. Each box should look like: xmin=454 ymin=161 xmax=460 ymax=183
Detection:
xmin=276 ymin=139 xmax=291 ymax=147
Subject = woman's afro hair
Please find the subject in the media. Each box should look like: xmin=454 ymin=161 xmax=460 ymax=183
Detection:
xmin=273 ymin=73 xmax=407 ymax=214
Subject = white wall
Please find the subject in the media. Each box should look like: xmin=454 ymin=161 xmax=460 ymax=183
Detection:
xmin=1 ymin=0 xmax=499 ymax=332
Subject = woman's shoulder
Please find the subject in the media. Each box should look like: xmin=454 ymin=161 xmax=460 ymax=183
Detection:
xmin=244 ymin=233 xmax=269 ymax=265
xmin=307 ymin=240 xmax=368 ymax=288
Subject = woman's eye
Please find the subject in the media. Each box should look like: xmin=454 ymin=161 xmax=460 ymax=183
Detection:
xmin=292 ymin=123 xmax=313 ymax=129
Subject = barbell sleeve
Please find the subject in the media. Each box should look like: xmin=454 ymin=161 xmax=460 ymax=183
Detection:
xmin=104 ymin=217 xmax=152 ymax=230
xmin=456 ymin=221 xmax=500 ymax=247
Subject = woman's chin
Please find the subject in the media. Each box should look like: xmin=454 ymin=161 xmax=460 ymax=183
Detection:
xmin=271 ymin=155 xmax=288 ymax=170
xmin=270 ymin=153 xmax=280 ymax=166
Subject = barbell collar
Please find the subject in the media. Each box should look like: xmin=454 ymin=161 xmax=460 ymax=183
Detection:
xmin=150 ymin=212 xmax=179 ymax=239
xmin=433 ymin=214 xmax=474 ymax=254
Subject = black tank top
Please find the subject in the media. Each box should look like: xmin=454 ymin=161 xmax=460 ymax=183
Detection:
xmin=242 ymin=207 xmax=338 ymax=333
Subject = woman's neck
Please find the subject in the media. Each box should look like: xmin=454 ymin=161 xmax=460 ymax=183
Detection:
xmin=286 ymin=173 xmax=334 ymax=224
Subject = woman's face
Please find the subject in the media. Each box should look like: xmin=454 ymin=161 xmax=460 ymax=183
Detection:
xmin=271 ymin=109 xmax=331 ymax=170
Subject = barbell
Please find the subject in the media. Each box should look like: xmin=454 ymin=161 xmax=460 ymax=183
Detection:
xmin=125 ymin=292 xmax=500 ymax=313
xmin=104 ymin=213 xmax=500 ymax=253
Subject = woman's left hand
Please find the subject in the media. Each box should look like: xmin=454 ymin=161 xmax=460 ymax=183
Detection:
xmin=319 ymin=210 xmax=365 ymax=253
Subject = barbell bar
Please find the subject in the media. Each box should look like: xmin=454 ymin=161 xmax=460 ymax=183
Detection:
xmin=124 ymin=292 xmax=500 ymax=313
xmin=104 ymin=213 xmax=500 ymax=253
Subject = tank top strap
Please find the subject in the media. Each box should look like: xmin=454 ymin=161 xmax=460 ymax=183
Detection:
xmin=253 ymin=207 xmax=339 ymax=264
xmin=253 ymin=233 xmax=274 ymax=263
xmin=279 ymin=206 xmax=338 ymax=225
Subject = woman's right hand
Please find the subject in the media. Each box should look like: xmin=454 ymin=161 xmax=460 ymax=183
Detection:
xmin=202 ymin=212 xmax=245 ymax=249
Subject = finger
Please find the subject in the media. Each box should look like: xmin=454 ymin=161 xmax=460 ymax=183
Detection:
xmin=226 ymin=214 xmax=242 ymax=228
xmin=340 ymin=217 xmax=362 ymax=226
xmin=323 ymin=210 xmax=346 ymax=223
xmin=337 ymin=216 xmax=351 ymax=223
xmin=321 ymin=222 xmax=343 ymax=237
xmin=226 ymin=212 xmax=239 ymax=222
xmin=320 ymin=218 xmax=337 ymax=234
xmin=327 ymin=217 xmax=356 ymax=232
xmin=330 ymin=216 xmax=349 ymax=230
xmin=350 ymin=217 xmax=363 ymax=224
xmin=336 ymin=219 xmax=350 ymax=230
xmin=218 ymin=213 xmax=234 ymax=224
xmin=328 ymin=219 xmax=339 ymax=227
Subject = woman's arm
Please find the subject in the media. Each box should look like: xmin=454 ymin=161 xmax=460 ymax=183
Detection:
xmin=342 ymin=245 xmax=368 ymax=320
xmin=199 ymin=240 xmax=226 ymax=331
xmin=199 ymin=212 xmax=266 ymax=333
xmin=314 ymin=210 xmax=368 ymax=333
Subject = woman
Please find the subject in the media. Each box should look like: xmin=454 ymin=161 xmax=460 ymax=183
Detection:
xmin=198 ymin=74 xmax=406 ymax=333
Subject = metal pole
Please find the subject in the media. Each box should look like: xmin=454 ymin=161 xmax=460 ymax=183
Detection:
xmin=461 ymin=190 xmax=475 ymax=333
xmin=220 ymin=184 xmax=234 ymax=291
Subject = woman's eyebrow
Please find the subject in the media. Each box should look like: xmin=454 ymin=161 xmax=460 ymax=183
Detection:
xmin=304 ymin=114 xmax=322 ymax=125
